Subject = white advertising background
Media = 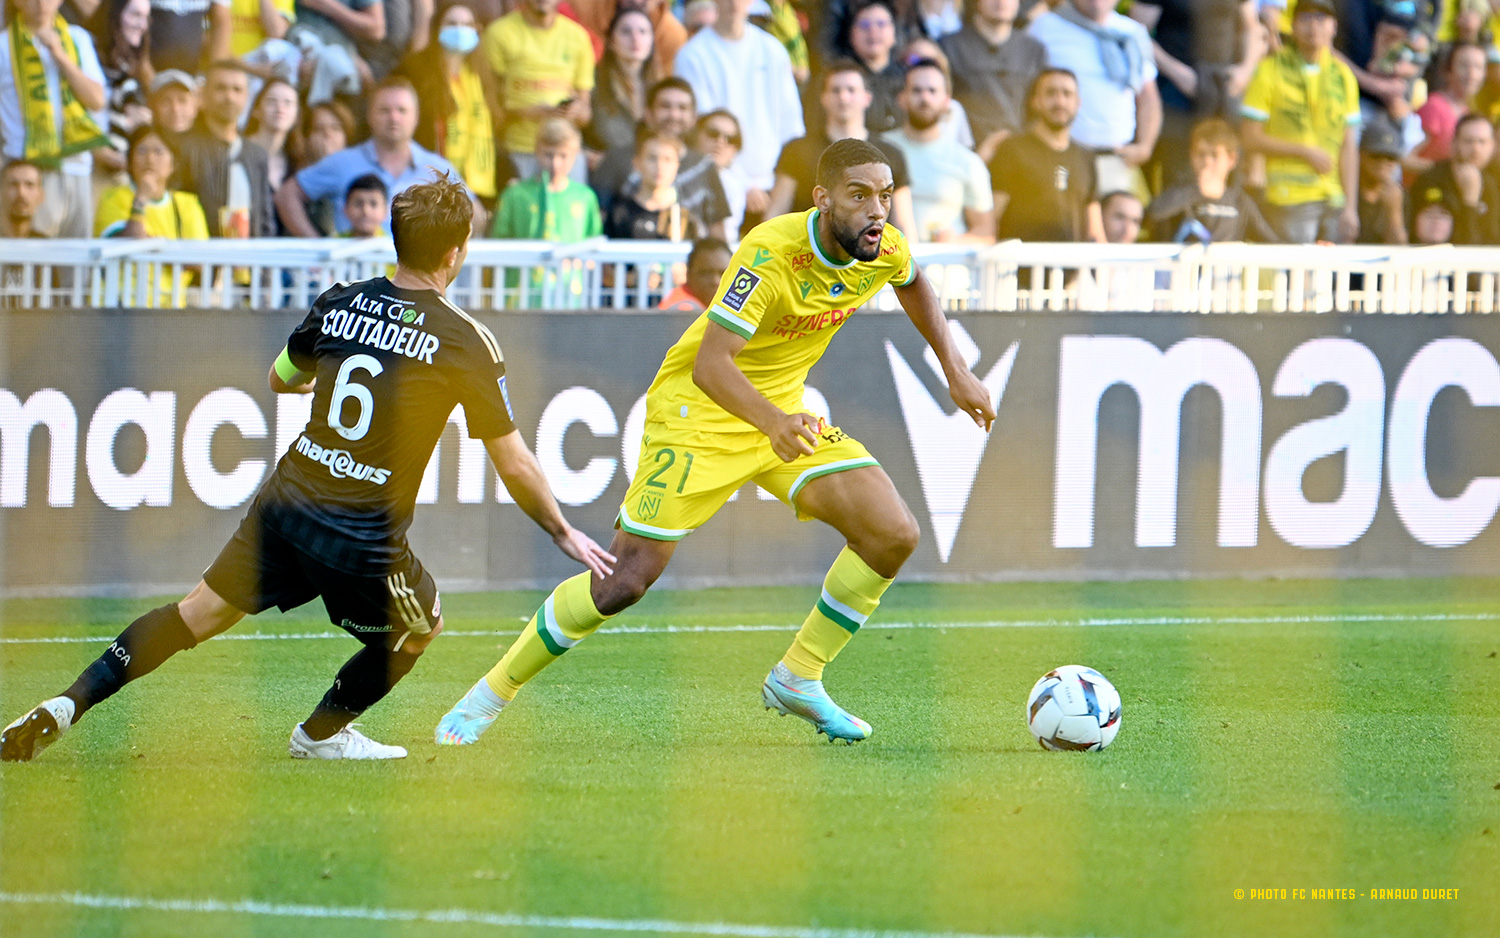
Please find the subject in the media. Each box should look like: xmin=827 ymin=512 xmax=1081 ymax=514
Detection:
xmin=2 ymin=307 xmax=1498 ymax=596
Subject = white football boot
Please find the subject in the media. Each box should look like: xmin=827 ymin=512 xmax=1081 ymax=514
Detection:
xmin=1 ymin=697 xmax=75 ymax=762
xmin=288 ymin=723 xmax=407 ymax=760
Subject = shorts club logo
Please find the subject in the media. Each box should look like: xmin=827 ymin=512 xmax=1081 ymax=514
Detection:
xmin=721 ymin=267 xmax=761 ymax=313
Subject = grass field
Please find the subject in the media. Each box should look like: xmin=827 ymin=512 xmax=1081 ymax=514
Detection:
xmin=2 ymin=578 xmax=1498 ymax=938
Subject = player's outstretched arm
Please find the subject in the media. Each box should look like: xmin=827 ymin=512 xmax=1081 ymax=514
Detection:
xmin=484 ymin=431 xmax=616 ymax=577
xmin=692 ymin=322 xmax=820 ymax=462
xmin=893 ymin=266 xmax=996 ymax=432
xmin=268 ymin=347 xmax=315 ymax=394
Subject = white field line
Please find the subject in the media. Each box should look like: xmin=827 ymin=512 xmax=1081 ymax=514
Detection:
xmin=1 ymin=611 xmax=1498 ymax=645
xmin=0 ymin=891 xmax=1086 ymax=938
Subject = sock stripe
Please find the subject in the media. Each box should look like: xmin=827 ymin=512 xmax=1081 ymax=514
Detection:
xmin=816 ymin=596 xmax=862 ymax=635
xmin=535 ymin=595 xmax=577 ymax=656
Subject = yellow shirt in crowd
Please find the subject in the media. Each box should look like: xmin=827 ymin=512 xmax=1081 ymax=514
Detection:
xmin=95 ymin=185 xmax=210 ymax=305
xmin=228 ymin=0 xmax=295 ymax=58
xmin=482 ymin=10 xmax=594 ymax=154
xmin=1241 ymin=46 xmax=1360 ymax=207
xmin=448 ymin=65 xmax=497 ymax=199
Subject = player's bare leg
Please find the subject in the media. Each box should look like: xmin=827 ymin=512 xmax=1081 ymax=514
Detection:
xmin=437 ymin=533 xmax=675 ymax=745
xmin=760 ymin=466 xmax=920 ymax=743
xmin=1 ymin=581 xmax=245 ymax=762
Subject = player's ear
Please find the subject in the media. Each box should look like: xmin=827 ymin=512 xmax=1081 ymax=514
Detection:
xmin=813 ymin=184 xmax=830 ymax=214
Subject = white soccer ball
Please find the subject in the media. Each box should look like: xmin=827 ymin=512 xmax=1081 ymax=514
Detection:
xmin=1026 ymin=665 xmax=1121 ymax=751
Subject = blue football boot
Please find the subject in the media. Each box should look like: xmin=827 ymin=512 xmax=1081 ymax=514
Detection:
xmin=761 ymin=663 xmax=872 ymax=744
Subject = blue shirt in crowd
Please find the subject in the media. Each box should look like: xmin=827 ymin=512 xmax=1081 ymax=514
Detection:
xmin=295 ymin=140 xmax=462 ymax=234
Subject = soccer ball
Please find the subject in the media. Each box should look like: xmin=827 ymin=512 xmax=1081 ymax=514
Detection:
xmin=1026 ymin=665 xmax=1121 ymax=751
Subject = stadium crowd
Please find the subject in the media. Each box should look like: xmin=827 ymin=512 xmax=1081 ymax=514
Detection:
xmin=4 ymin=0 xmax=1500 ymax=304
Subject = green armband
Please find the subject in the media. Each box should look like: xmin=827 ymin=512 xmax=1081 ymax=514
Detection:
xmin=273 ymin=347 xmax=307 ymax=385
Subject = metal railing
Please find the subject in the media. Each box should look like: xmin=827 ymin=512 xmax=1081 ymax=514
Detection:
xmin=4 ymin=237 xmax=1500 ymax=313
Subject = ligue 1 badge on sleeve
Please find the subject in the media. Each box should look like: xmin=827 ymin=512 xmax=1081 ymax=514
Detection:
xmin=498 ymin=375 xmax=513 ymax=419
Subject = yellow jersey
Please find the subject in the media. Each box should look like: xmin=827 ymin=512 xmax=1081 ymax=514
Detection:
xmin=645 ymin=208 xmax=915 ymax=433
xmin=482 ymin=11 xmax=594 ymax=154
xmin=228 ymin=0 xmax=295 ymax=58
xmin=1241 ymin=46 xmax=1360 ymax=207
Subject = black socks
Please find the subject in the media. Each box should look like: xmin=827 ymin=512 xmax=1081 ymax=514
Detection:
xmin=64 ymin=603 xmax=197 ymax=720
xmin=301 ymin=644 xmax=419 ymax=741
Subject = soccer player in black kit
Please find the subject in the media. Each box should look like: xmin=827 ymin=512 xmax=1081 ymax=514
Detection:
xmin=1 ymin=175 xmax=614 ymax=762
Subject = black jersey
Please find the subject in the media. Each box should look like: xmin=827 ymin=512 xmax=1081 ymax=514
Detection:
xmin=256 ymin=278 xmax=516 ymax=575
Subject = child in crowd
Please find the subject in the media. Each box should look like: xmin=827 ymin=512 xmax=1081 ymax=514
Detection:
xmin=342 ymin=174 xmax=390 ymax=238
xmin=491 ymin=119 xmax=603 ymax=241
xmin=1145 ymin=119 xmax=1276 ymax=243
xmin=605 ymin=132 xmax=702 ymax=241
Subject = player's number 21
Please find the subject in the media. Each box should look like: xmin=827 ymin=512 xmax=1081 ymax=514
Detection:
xmin=644 ymin=448 xmax=694 ymax=494
xmin=329 ymin=354 xmax=385 ymax=441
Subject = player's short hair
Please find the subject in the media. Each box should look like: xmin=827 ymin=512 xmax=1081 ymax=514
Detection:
xmin=816 ymin=137 xmax=892 ymax=190
xmin=1190 ymin=118 xmax=1239 ymax=155
xmin=647 ymin=76 xmax=695 ymax=110
xmin=344 ymin=173 xmax=388 ymax=204
xmin=820 ymin=59 xmax=869 ymax=92
xmin=391 ymin=172 xmax=472 ymax=272
xmin=537 ymin=117 xmax=581 ymax=149
xmin=686 ymin=237 xmax=731 ymax=269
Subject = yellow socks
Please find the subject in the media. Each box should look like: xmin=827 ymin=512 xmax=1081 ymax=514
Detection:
xmin=485 ymin=573 xmax=611 ymax=701
xmin=781 ymin=547 xmax=894 ymax=680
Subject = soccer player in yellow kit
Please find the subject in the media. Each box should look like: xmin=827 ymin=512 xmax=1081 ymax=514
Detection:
xmin=436 ymin=139 xmax=995 ymax=744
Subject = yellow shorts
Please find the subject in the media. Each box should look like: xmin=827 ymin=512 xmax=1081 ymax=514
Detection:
xmin=616 ymin=418 xmax=879 ymax=541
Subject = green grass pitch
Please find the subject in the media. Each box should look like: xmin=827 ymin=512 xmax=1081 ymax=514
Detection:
xmin=2 ymin=578 xmax=1498 ymax=938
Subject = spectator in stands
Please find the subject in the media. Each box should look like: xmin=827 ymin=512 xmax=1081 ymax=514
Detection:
xmin=341 ymin=171 xmax=388 ymax=236
xmin=1354 ymin=116 xmax=1408 ymax=244
xmin=1415 ymin=41 xmax=1487 ymax=164
xmin=899 ymin=36 xmax=975 ymax=147
xmin=1412 ymin=112 xmax=1500 ymax=244
xmin=673 ymin=0 xmax=805 ymax=210
xmin=755 ymin=0 xmax=811 ymax=85
xmin=0 ymin=0 xmax=109 ymax=238
xmin=766 ymin=60 xmax=917 ymax=235
xmin=87 ymin=0 xmax=154 ymax=178
xmin=613 ymin=0 xmax=689 ymax=75
xmin=396 ymin=1 xmax=498 ymax=208
xmin=817 ymin=0 xmax=928 ymax=64
xmin=149 ymin=69 xmax=200 ymax=140
xmin=881 ymin=58 xmax=994 ymax=242
xmin=843 ymin=1 xmax=906 ymax=134
xmin=175 ymin=60 xmax=272 ymax=237
xmin=1410 ymin=182 xmax=1456 ymax=244
xmin=1129 ymin=0 xmax=1262 ymax=189
xmin=1145 ymin=117 xmax=1276 ymax=242
xmin=359 ymin=0 xmax=423 ymax=81
xmin=590 ymin=77 xmax=731 ymax=236
xmin=682 ymin=0 xmax=716 ymax=35
xmin=222 ymin=0 xmax=294 ymax=61
xmin=605 ymin=131 xmax=705 ymax=240
xmin=658 ymin=235 xmax=730 ymax=310
xmin=1029 ymin=0 xmax=1161 ymax=198
xmin=149 ymin=0 xmax=227 ymax=74
xmin=0 ymin=158 xmax=46 ymax=238
xmin=940 ymin=0 xmax=1047 ymax=162
xmin=287 ymin=97 xmax=350 ymax=233
xmin=690 ymin=108 xmax=753 ymax=237
xmin=290 ymin=0 xmax=386 ymax=83
xmin=276 ymin=76 xmax=463 ymax=235
xmin=1099 ymin=190 xmax=1144 ymax=243
xmin=95 ymin=124 xmax=210 ymax=239
xmin=1240 ymin=0 xmax=1360 ymax=243
xmin=990 ymin=67 xmax=1101 ymax=242
xmin=586 ymin=7 xmax=661 ymax=157
xmin=483 ymin=0 xmax=595 ymax=181
xmin=245 ymin=77 xmax=297 ymax=194
xmin=919 ymin=0 xmax=962 ymax=39
xmin=491 ymin=118 xmax=602 ymax=240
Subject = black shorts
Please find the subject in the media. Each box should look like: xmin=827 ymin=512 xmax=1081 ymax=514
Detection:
xmin=203 ymin=502 xmax=442 ymax=650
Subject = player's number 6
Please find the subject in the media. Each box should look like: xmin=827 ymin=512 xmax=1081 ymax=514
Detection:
xmin=329 ymin=354 xmax=385 ymax=442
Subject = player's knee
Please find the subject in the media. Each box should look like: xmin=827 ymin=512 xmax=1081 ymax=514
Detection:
xmin=593 ymin=570 xmax=652 ymax=616
xmin=884 ymin=507 xmax=920 ymax=561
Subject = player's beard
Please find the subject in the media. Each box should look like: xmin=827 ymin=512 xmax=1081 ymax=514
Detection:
xmin=831 ymin=210 xmax=882 ymax=262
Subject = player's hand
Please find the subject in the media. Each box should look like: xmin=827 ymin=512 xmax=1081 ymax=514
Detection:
xmin=769 ymin=412 xmax=820 ymax=463
xmin=555 ymin=527 xmax=615 ymax=578
xmin=948 ymin=369 xmax=995 ymax=432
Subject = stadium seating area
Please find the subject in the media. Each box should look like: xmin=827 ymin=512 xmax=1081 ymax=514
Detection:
xmin=4 ymin=0 xmax=1500 ymax=284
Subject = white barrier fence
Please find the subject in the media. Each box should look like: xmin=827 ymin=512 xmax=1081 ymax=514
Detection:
xmin=4 ymin=237 xmax=1500 ymax=313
